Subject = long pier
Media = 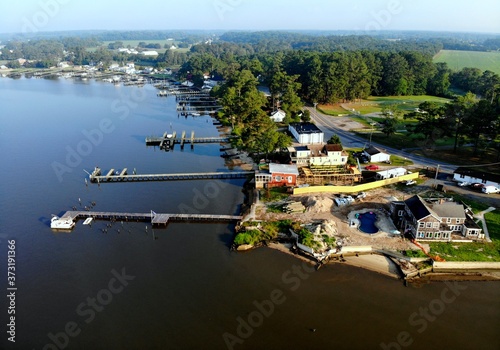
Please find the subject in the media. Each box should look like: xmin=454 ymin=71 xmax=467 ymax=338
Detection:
xmin=145 ymin=130 xmax=234 ymax=150
xmin=59 ymin=210 xmax=242 ymax=227
xmin=89 ymin=167 xmax=254 ymax=183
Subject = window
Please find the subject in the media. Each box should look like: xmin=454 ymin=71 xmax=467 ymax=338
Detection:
xmin=287 ymin=176 xmax=292 ymax=183
xmin=435 ymin=232 xmax=441 ymax=238
xmin=442 ymin=233 xmax=449 ymax=239
xmin=275 ymin=176 xmax=282 ymax=182
xmin=426 ymin=232 xmax=433 ymax=238
xmin=456 ymin=218 xmax=460 ymax=223
xmin=426 ymin=222 xmax=432 ymax=228
xmin=446 ymin=218 xmax=451 ymax=223
xmin=468 ymin=230 xmax=478 ymax=236
xmin=433 ymin=222 xmax=439 ymax=228
xmin=418 ymin=232 xmax=425 ymax=238
xmin=419 ymin=222 xmax=425 ymax=228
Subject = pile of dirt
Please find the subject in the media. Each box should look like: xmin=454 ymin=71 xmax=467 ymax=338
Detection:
xmin=305 ymin=196 xmax=334 ymax=213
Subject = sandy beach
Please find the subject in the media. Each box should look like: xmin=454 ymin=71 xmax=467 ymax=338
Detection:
xmin=266 ymin=242 xmax=402 ymax=278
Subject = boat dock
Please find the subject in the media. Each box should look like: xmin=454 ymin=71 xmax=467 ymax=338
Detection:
xmin=145 ymin=130 xmax=233 ymax=150
xmin=59 ymin=210 xmax=242 ymax=227
xmin=89 ymin=167 xmax=254 ymax=183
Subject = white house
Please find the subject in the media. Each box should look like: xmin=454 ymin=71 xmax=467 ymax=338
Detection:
xmin=140 ymin=50 xmax=159 ymax=56
xmin=270 ymin=109 xmax=286 ymax=123
xmin=375 ymin=167 xmax=407 ymax=180
xmin=289 ymin=123 xmax=324 ymax=144
xmin=289 ymin=144 xmax=348 ymax=166
xmin=453 ymin=167 xmax=500 ymax=187
xmin=363 ymin=146 xmax=390 ymax=163
xmin=310 ymin=144 xmax=348 ymax=166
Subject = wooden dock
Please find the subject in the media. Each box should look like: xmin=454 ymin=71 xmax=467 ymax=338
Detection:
xmin=145 ymin=130 xmax=234 ymax=150
xmin=59 ymin=210 xmax=242 ymax=227
xmin=89 ymin=167 xmax=254 ymax=183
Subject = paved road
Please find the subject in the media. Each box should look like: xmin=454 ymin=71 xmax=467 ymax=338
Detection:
xmin=306 ymin=106 xmax=457 ymax=174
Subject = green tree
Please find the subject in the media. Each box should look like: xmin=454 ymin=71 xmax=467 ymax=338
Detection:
xmin=382 ymin=117 xmax=398 ymax=137
xmin=327 ymin=134 xmax=342 ymax=145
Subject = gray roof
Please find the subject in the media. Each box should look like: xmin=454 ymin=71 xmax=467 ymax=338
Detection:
xmin=428 ymin=202 xmax=466 ymax=219
xmin=269 ymin=163 xmax=299 ymax=175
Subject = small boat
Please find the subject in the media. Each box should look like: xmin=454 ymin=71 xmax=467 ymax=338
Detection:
xmin=83 ymin=217 xmax=93 ymax=225
xmin=51 ymin=216 xmax=75 ymax=230
xmin=191 ymin=112 xmax=201 ymax=116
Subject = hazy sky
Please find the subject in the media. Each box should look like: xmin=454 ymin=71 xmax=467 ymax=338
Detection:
xmin=1 ymin=0 xmax=499 ymax=34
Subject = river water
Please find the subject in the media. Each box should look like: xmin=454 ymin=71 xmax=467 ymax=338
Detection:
xmin=0 ymin=77 xmax=498 ymax=350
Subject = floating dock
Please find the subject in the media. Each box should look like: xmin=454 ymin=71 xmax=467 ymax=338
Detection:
xmin=58 ymin=210 xmax=242 ymax=228
xmin=89 ymin=167 xmax=254 ymax=183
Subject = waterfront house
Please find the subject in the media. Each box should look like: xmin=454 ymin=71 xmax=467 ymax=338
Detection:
xmin=453 ymin=167 xmax=500 ymax=188
xmin=289 ymin=144 xmax=348 ymax=167
xmin=390 ymin=195 xmax=483 ymax=241
xmin=362 ymin=146 xmax=390 ymax=163
xmin=270 ymin=109 xmax=286 ymax=123
xmin=255 ymin=163 xmax=299 ymax=188
xmin=289 ymin=122 xmax=324 ymax=144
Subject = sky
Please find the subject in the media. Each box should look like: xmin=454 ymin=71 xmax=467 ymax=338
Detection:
xmin=0 ymin=0 xmax=499 ymax=35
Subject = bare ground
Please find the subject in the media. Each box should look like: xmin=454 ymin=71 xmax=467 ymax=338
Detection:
xmin=256 ymin=186 xmax=418 ymax=252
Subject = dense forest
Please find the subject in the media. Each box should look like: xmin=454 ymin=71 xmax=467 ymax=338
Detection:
xmin=2 ymin=30 xmax=499 ymax=157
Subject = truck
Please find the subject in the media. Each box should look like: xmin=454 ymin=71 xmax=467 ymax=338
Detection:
xmin=482 ymin=186 xmax=499 ymax=194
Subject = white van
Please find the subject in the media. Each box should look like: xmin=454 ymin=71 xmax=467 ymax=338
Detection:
xmin=482 ymin=186 xmax=499 ymax=194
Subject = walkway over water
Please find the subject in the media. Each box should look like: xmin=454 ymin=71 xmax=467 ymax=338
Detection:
xmin=60 ymin=210 xmax=242 ymax=226
xmin=88 ymin=167 xmax=254 ymax=183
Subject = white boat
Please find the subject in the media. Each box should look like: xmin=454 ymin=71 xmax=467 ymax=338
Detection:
xmin=51 ymin=216 xmax=75 ymax=230
xmin=83 ymin=217 xmax=93 ymax=225
xmin=191 ymin=112 xmax=201 ymax=116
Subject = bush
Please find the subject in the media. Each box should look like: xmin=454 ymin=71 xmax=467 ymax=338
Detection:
xmin=234 ymin=229 xmax=262 ymax=246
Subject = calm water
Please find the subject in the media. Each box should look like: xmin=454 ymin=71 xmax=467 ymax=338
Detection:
xmin=0 ymin=77 xmax=498 ymax=350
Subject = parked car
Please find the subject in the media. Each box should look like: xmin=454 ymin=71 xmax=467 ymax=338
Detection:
xmin=482 ymin=186 xmax=499 ymax=194
xmin=355 ymin=192 xmax=367 ymax=200
xmin=356 ymin=155 xmax=369 ymax=163
xmin=365 ymin=164 xmax=380 ymax=171
xmin=405 ymin=180 xmax=416 ymax=186
xmin=457 ymin=181 xmax=469 ymax=187
xmin=470 ymin=183 xmax=485 ymax=191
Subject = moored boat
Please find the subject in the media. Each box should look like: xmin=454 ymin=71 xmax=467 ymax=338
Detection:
xmin=51 ymin=216 xmax=75 ymax=230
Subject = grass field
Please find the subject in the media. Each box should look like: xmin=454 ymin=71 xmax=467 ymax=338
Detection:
xmin=433 ymin=50 xmax=500 ymax=75
xmin=318 ymin=95 xmax=450 ymax=117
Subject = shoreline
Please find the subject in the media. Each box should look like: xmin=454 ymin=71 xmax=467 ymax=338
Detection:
xmin=264 ymin=242 xmax=500 ymax=283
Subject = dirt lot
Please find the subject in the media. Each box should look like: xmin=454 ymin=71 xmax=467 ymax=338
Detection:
xmin=255 ymin=186 xmax=421 ymax=252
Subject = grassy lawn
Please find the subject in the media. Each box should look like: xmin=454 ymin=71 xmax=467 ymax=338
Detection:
xmin=429 ymin=209 xmax=500 ymax=262
xmin=485 ymin=210 xmax=500 ymax=241
xmin=433 ymin=50 xmax=500 ymax=75
xmin=429 ymin=241 xmax=500 ymax=262
xmin=317 ymin=104 xmax=349 ymax=116
xmin=317 ymin=96 xmax=451 ymax=119
xmin=260 ymin=187 xmax=290 ymax=202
